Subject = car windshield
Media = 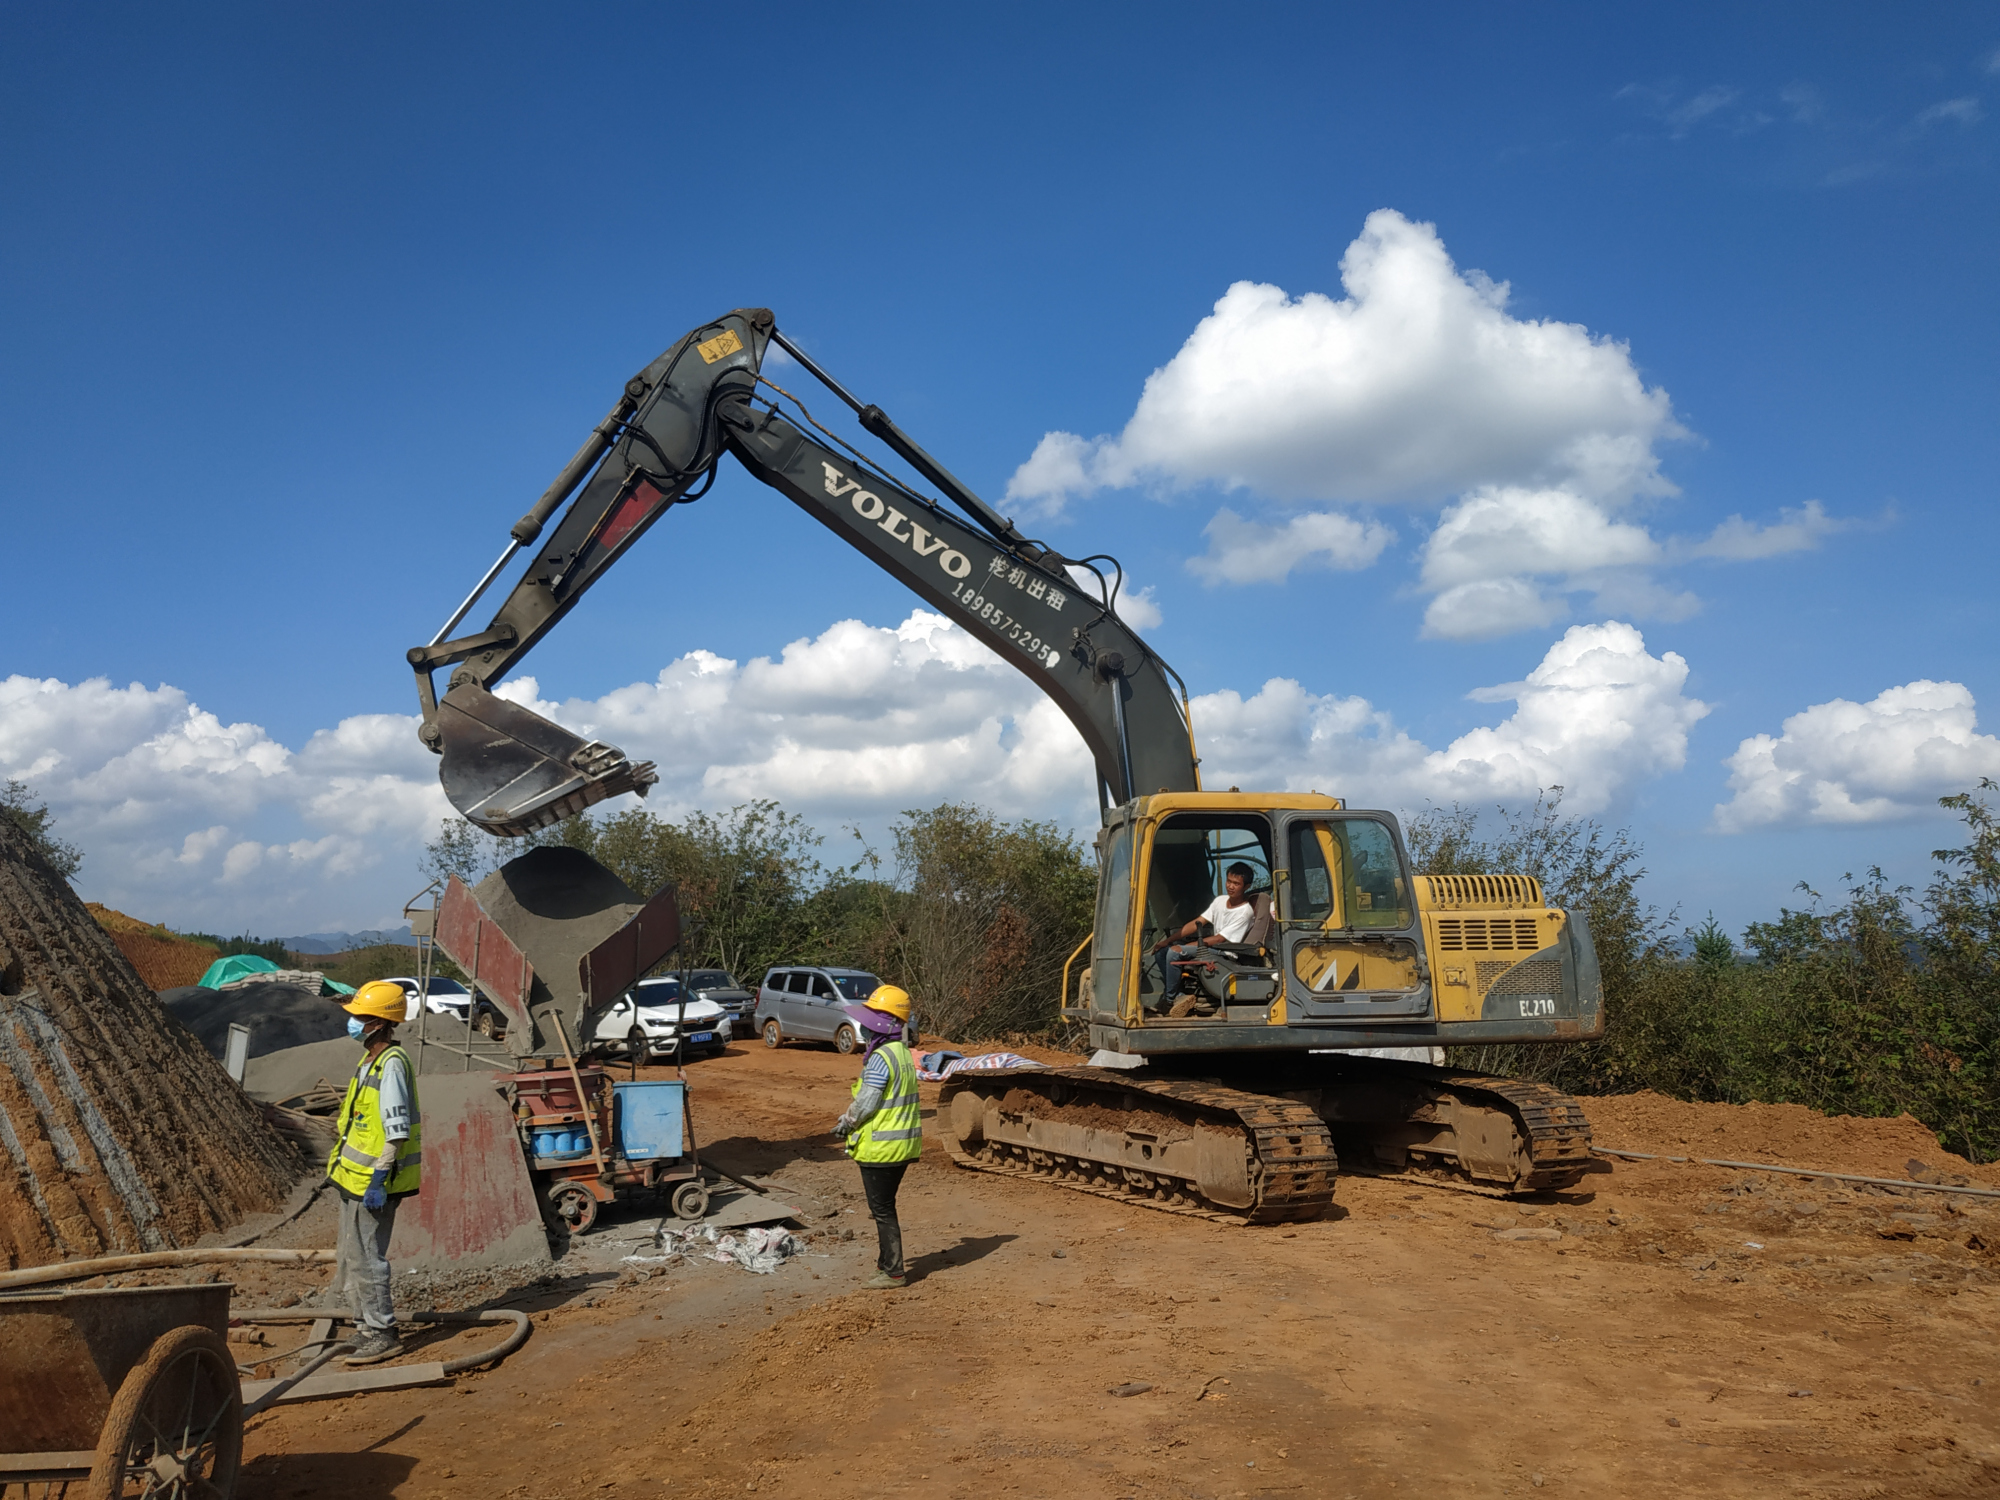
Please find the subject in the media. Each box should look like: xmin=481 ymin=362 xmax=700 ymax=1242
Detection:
xmin=831 ymin=974 xmax=881 ymax=1001
xmin=632 ymin=981 xmax=681 ymax=1004
xmin=420 ymin=979 xmax=468 ymax=995
xmin=689 ymin=971 xmax=738 ymax=989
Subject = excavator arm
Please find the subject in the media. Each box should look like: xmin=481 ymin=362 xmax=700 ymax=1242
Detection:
xmin=409 ymin=308 xmax=1200 ymax=835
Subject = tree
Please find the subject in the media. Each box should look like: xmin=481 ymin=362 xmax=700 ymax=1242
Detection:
xmin=1691 ymin=912 xmax=1736 ymax=969
xmin=887 ymin=803 xmax=1096 ymax=1039
xmin=2 ymin=778 xmax=82 ymax=881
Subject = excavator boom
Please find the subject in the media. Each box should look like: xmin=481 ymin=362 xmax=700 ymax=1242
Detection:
xmin=409 ymin=309 xmax=1196 ymax=833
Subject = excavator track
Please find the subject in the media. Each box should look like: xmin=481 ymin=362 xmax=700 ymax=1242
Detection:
xmin=939 ymin=1067 xmax=1338 ymax=1225
xmin=1279 ymin=1057 xmax=1594 ymax=1196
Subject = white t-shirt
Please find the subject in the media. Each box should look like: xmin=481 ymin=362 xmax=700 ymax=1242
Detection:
xmin=1200 ymin=894 xmax=1257 ymax=944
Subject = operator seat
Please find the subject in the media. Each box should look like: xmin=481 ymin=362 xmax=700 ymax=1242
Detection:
xmin=1166 ymin=891 xmax=1281 ymax=1014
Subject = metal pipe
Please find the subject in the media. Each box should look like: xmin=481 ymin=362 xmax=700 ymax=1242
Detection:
xmin=768 ymin=329 xmax=866 ymax=413
xmin=1107 ymin=664 xmax=1135 ymax=802
xmin=1591 ymin=1146 xmax=2000 ymax=1199
xmin=0 ymin=1247 xmax=335 ymax=1292
xmin=428 ymin=538 xmax=521 ymax=647
xmin=550 ymin=1011 xmax=608 ymax=1178
xmin=241 ymin=1343 xmax=352 ymax=1417
xmin=429 ymin=389 xmax=640 ymax=647
xmin=769 ymin=329 xmax=1023 ymax=547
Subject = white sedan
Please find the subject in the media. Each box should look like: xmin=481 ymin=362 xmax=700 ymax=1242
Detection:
xmin=381 ymin=976 xmax=473 ymax=1021
xmin=374 ymin=980 xmax=474 ymax=1032
xmin=587 ymin=979 xmax=731 ymax=1060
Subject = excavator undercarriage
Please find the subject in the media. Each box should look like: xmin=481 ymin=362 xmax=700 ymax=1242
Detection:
xmin=939 ymin=1055 xmax=1592 ymax=1226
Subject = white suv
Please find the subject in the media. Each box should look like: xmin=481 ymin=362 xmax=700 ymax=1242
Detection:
xmin=587 ymin=977 xmax=732 ymax=1060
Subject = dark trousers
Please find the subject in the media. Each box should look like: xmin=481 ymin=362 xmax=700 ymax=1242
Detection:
xmin=857 ymin=1160 xmax=911 ymax=1277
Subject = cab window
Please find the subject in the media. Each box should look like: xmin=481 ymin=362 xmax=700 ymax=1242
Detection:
xmin=1286 ymin=819 xmax=1410 ymax=930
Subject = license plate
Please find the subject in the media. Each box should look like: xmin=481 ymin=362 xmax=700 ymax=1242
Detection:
xmin=689 ymin=1032 xmax=714 ymax=1044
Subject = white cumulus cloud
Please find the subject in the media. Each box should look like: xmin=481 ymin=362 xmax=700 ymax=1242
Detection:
xmin=1003 ymin=208 xmax=1843 ymax=640
xmin=4 ymin=614 xmax=1713 ymax=934
xmin=1714 ymin=679 xmax=2000 ymax=830
xmin=512 ymin=611 xmax=1091 ymax=821
xmin=0 ymin=672 xmax=449 ymax=932
xmin=1682 ymin=499 xmax=1848 ymax=561
xmin=1192 ymin=621 xmax=1709 ymax=816
xmin=1007 ymin=209 xmax=1681 ymax=515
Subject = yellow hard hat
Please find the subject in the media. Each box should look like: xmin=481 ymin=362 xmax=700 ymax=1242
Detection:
xmin=864 ymin=984 xmax=911 ymax=1022
xmin=343 ymin=980 xmax=408 ymax=1024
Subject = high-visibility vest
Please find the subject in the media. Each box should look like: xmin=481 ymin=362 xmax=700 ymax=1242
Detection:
xmin=327 ymin=1044 xmax=423 ymax=1198
xmin=847 ymin=1041 xmax=921 ymax=1163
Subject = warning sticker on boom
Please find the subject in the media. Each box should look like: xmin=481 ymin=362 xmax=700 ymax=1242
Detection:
xmin=695 ymin=329 xmax=744 ymax=363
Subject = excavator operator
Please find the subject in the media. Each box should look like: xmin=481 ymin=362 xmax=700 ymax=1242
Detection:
xmin=1151 ymin=861 xmax=1260 ymax=1008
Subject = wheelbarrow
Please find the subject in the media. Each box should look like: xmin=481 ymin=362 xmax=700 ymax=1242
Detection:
xmin=0 ymin=1281 xmax=350 ymax=1498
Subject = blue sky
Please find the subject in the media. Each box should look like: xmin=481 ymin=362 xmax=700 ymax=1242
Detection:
xmin=3 ymin=4 xmax=1996 ymax=937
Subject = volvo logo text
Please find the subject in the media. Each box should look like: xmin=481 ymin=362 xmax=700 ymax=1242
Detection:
xmin=821 ymin=463 xmax=971 ymax=579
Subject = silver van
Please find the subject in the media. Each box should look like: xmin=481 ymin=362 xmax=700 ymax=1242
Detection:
xmin=754 ymin=966 xmax=884 ymax=1053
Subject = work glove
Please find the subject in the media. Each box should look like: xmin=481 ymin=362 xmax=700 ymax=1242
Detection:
xmin=362 ymin=1169 xmax=390 ymax=1211
xmin=832 ymin=1117 xmax=853 ymax=1141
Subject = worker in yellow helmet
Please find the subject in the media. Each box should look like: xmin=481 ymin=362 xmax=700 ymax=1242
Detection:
xmin=831 ymin=984 xmax=920 ymax=1289
xmin=326 ymin=980 xmax=423 ymax=1365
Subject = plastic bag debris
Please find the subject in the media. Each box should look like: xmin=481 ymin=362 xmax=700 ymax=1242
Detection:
xmin=648 ymin=1222 xmax=803 ymax=1274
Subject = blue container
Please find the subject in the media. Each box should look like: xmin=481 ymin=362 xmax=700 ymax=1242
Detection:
xmin=533 ymin=1130 xmax=559 ymax=1158
xmin=614 ymin=1081 xmax=686 ymax=1161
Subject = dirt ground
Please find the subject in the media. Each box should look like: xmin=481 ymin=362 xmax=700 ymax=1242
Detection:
xmin=213 ymin=1041 xmax=2000 ymax=1500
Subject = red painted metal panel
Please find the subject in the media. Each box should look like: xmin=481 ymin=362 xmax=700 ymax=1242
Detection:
xmin=389 ymin=1073 xmax=549 ymax=1271
xmin=434 ymin=875 xmax=534 ymax=1035
xmin=578 ymin=883 xmax=681 ymax=1005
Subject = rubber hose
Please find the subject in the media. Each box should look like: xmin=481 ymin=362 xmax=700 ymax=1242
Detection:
xmin=0 ymin=1247 xmax=335 ymax=1292
xmin=232 ymin=1307 xmax=531 ymax=1375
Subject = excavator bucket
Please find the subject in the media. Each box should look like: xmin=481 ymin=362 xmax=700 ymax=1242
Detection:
xmin=436 ymin=681 xmax=658 ymax=837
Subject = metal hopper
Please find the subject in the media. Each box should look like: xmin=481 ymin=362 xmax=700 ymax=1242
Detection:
xmin=433 ymin=845 xmax=681 ymax=1059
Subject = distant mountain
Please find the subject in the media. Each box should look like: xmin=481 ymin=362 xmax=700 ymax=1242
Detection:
xmin=284 ymin=926 xmax=416 ymax=954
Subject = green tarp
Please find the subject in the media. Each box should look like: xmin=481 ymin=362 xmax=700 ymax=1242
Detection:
xmin=195 ymin=953 xmax=278 ymax=990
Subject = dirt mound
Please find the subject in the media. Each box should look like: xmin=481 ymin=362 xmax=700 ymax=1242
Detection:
xmin=1584 ymin=1089 xmax=2000 ymax=1185
xmin=0 ymin=819 xmax=299 ymax=1266
xmin=85 ymin=903 xmax=220 ymax=989
xmin=163 ymin=982 xmax=351 ymax=1061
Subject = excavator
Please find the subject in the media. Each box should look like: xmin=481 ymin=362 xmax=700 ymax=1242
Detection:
xmin=407 ymin=308 xmax=1600 ymax=1224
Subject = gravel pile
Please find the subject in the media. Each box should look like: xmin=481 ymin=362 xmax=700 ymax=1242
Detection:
xmin=162 ymin=982 xmax=351 ymax=1061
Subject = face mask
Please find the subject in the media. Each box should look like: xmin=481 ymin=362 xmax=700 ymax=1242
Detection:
xmin=347 ymin=1017 xmax=366 ymax=1041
